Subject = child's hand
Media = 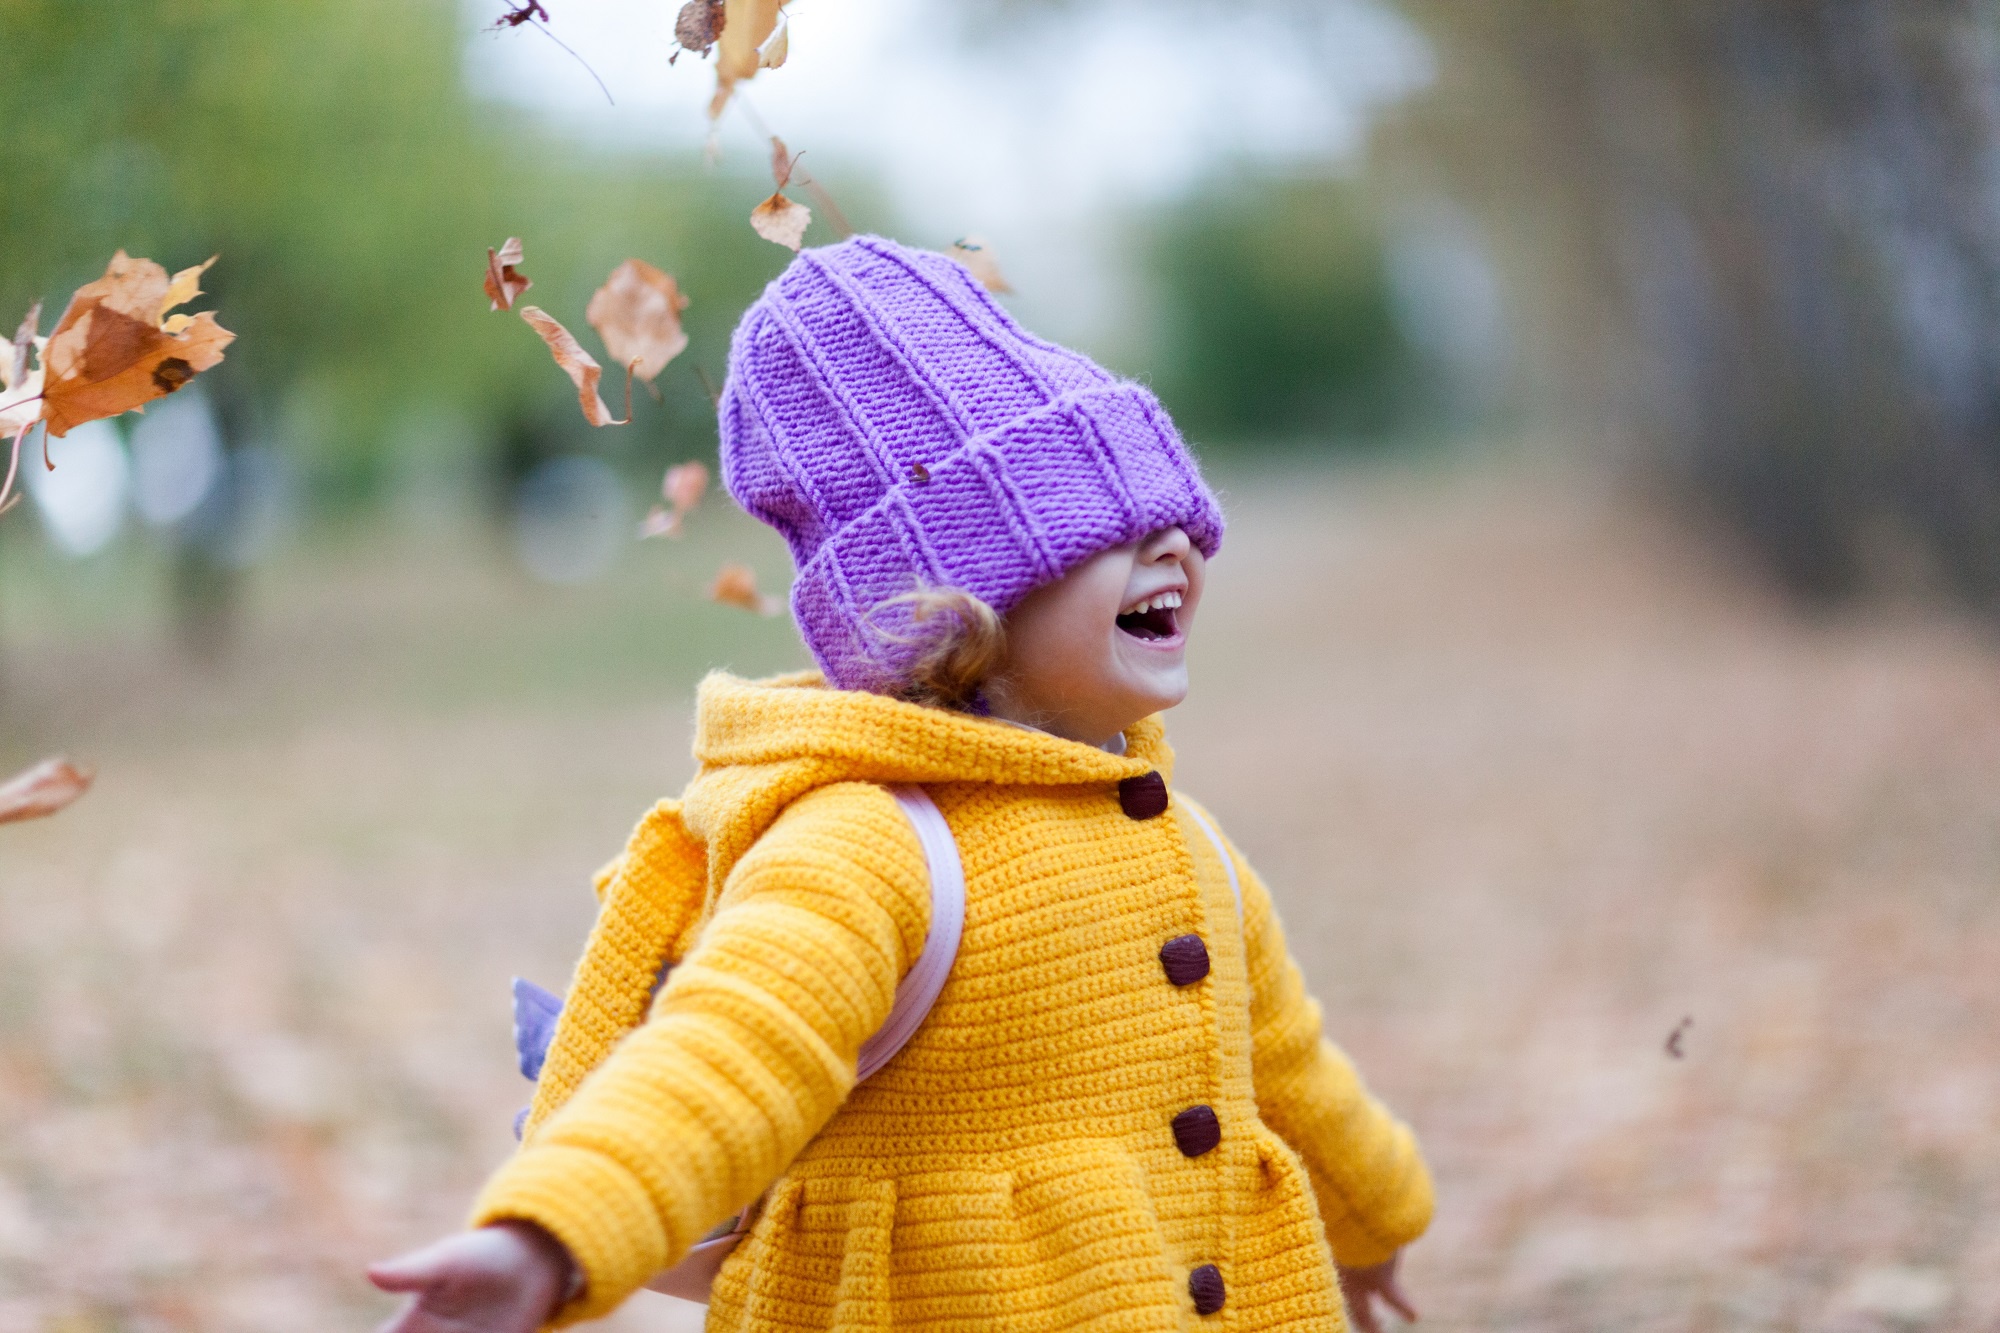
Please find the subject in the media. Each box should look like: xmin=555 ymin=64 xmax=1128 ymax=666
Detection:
xmin=368 ymin=1221 xmax=575 ymax=1333
xmin=1338 ymin=1250 xmax=1418 ymax=1333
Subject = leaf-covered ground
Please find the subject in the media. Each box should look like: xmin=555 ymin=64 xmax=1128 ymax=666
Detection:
xmin=0 ymin=466 xmax=1995 ymax=1332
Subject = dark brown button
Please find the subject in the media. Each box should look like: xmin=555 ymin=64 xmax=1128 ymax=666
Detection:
xmin=1159 ymin=934 xmax=1210 ymax=986
xmin=1172 ymin=1104 xmax=1221 ymax=1157
xmin=1118 ymin=771 xmax=1169 ymax=819
xmin=1189 ymin=1264 xmax=1225 ymax=1315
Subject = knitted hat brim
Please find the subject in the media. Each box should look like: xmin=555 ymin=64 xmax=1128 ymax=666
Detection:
xmin=791 ymin=381 xmax=1223 ymax=693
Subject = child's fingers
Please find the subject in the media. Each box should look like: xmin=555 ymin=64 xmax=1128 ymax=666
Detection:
xmin=1348 ymin=1294 xmax=1383 ymax=1333
xmin=365 ymin=1239 xmax=459 ymax=1292
xmin=1381 ymin=1274 xmax=1420 ymax=1324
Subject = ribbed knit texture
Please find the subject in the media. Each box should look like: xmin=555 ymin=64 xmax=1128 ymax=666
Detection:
xmin=472 ymin=673 xmax=1433 ymax=1329
xmin=718 ymin=236 xmax=1225 ymax=693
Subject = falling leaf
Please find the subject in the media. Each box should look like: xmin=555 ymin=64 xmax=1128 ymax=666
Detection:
xmin=769 ymin=136 xmax=797 ymax=188
xmin=641 ymin=460 xmax=709 ymax=539
xmin=484 ymin=238 xmax=533 ymax=312
xmin=585 ymin=260 xmax=689 ymax=383
xmin=759 ymin=19 xmax=788 ymax=68
xmin=717 ymin=0 xmax=783 ymax=82
xmin=491 ymin=1 xmax=549 ymax=28
xmin=519 ymin=306 xmax=628 ymax=427
xmin=39 ymin=251 xmax=235 ymax=439
xmin=0 ymin=305 xmax=45 ymax=438
xmin=710 ymin=562 xmax=784 ymax=615
xmin=665 ymin=460 xmax=709 ymax=513
xmin=950 ymin=237 xmax=1014 ymax=294
xmin=751 ymin=193 xmax=812 ymax=251
xmin=0 ymin=757 xmax=94 ymax=825
xmin=673 ymin=0 xmax=726 ymax=57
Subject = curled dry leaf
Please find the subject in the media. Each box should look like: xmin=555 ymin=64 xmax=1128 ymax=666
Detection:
xmin=751 ymin=192 xmax=812 ymax=251
xmin=717 ymin=0 xmax=784 ymax=82
xmin=950 ymin=237 xmax=1014 ymax=294
xmin=0 ymin=305 xmax=46 ymax=438
xmin=484 ymin=237 xmax=533 ymax=311
xmin=586 ymin=260 xmax=689 ymax=383
xmin=759 ymin=19 xmax=788 ymax=68
xmin=0 ymin=306 xmax=46 ymax=515
xmin=641 ymin=459 xmax=710 ymax=538
xmin=0 ymin=757 xmax=94 ymax=826
xmin=640 ymin=460 xmax=712 ymax=536
xmin=665 ymin=459 xmax=709 ymax=514
xmin=673 ymin=0 xmax=726 ymax=58
xmin=710 ymin=562 xmax=784 ymax=615
xmin=519 ymin=305 xmax=628 ymax=427
xmin=769 ymin=136 xmax=797 ymax=188
xmin=41 ymin=251 xmax=235 ymax=439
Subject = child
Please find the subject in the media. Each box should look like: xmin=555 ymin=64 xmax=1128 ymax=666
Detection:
xmin=369 ymin=235 xmax=1433 ymax=1332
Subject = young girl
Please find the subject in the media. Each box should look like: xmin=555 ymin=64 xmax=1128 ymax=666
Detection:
xmin=370 ymin=235 xmax=1433 ymax=1332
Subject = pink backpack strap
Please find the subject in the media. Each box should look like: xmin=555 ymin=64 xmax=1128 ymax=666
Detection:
xmin=857 ymin=787 xmax=965 ymax=1081
xmin=1177 ymin=800 xmax=1245 ymax=929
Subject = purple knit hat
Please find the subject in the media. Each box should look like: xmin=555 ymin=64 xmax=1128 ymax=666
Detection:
xmin=718 ymin=235 xmax=1223 ymax=693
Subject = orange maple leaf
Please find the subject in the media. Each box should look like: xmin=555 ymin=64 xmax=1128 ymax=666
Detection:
xmin=40 ymin=252 xmax=234 ymax=439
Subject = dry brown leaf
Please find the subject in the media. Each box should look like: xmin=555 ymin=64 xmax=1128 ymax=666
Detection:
xmin=0 ymin=757 xmax=94 ymax=825
xmin=769 ymin=136 xmax=796 ymax=187
xmin=759 ymin=19 xmax=788 ymax=68
xmin=640 ymin=460 xmax=710 ymax=538
xmin=484 ymin=238 xmax=533 ymax=311
xmin=950 ymin=237 xmax=1014 ymax=294
xmin=717 ymin=0 xmax=783 ymax=81
xmin=665 ymin=459 xmax=709 ymax=514
xmin=751 ymin=192 xmax=811 ymax=251
xmin=673 ymin=0 xmax=726 ymax=57
xmin=520 ymin=306 xmax=628 ymax=426
xmin=40 ymin=251 xmax=235 ymax=439
xmin=641 ymin=465 xmax=706 ymax=537
xmin=585 ymin=260 xmax=689 ymax=383
xmin=0 ymin=305 xmax=45 ymax=443
xmin=710 ymin=562 xmax=784 ymax=615
xmin=5 ymin=303 xmax=40 ymax=390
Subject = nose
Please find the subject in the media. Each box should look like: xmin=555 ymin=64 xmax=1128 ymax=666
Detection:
xmin=1141 ymin=526 xmax=1192 ymax=565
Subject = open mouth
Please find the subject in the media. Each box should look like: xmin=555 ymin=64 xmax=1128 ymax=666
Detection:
xmin=1116 ymin=589 xmax=1183 ymax=642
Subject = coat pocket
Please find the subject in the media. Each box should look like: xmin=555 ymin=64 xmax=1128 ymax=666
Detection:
xmin=1000 ymin=1145 xmax=1184 ymax=1331
xmin=1242 ymin=1128 xmax=1346 ymax=1329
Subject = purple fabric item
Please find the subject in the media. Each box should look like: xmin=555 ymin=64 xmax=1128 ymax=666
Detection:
xmin=512 ymin=976 xmax=562 ymax=1082
xmin=719 ymin=234 xmax=1225 ymax=693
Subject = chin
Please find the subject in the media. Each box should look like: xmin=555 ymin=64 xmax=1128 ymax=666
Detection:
xmin=1121 ymin=670 xmax=1189 ymax=718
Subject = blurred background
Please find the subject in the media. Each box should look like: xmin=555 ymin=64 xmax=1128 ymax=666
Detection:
xmin=2 ymin=0 xmax=1998 ymax=1329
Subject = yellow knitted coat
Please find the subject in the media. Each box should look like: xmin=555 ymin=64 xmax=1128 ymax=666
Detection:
xmin=472 ymin=672 xmax=1433 ymax=1329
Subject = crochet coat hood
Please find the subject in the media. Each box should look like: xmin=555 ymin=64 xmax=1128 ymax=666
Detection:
xmin=679 ymin=670 xmax=1171 ymax=891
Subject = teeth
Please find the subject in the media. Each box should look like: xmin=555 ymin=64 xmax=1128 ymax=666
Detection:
xmin=1122 ymin=590 xmax=1184 ymax=616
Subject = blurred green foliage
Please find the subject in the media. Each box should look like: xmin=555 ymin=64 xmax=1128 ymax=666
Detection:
xmin=1144 ymin=173 xmax=1414 ymax=448
xmin=0 ymin=0 xmax=855 ymax=507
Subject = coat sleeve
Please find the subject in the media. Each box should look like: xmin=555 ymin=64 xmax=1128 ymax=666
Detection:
xmin=469 ymin=782 xmax=930 ymax=1324
xmin=1200 ymin=807 xmax=1434 ymax=1268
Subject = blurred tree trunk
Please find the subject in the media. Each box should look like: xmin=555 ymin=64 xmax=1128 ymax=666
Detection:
xmin=1393 ymin=0 xmax=2000 ymax=608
